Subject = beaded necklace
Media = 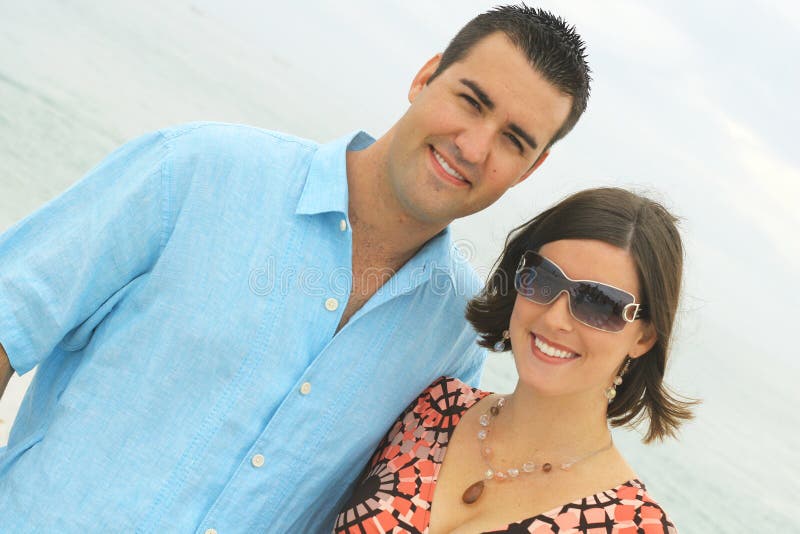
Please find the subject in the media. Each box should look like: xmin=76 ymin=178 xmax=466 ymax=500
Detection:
xmin=462 ymin=395 xmax=613 ymax=504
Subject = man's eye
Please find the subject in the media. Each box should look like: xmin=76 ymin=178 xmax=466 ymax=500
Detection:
xmin=506 ymin=133 xmax=523 ymax=152
xmin=460 ymin=94 xmax=481 ymax=111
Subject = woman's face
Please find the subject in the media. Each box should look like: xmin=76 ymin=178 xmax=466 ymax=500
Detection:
xmin=508 ymin=238 xmax=656 ymax=402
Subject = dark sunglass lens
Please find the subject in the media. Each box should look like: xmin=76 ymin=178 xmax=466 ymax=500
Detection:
xmin=569 ymin=282 xmax=633 ymax=332
xmin=515 ymin=253 xmax=564 ymax=303
xmin=514 ymin=252 xmax=538 ymax=297
xmin=514 ymin=268 xmax=537 ymax=298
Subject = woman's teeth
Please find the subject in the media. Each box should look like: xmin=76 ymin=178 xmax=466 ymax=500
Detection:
xmin=534 ymin=336 xmax=578 ymax=359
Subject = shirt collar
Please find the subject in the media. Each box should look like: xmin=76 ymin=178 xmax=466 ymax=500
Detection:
xmin=295 ymin=130 xmax=461 ymax=287
xmin=349 ymin=226 xmax=464 ymax=323
xmin=295 ymin=130 xmax=374 ymax=217
xmin=407 ymin=226 xmax=461 ymax=289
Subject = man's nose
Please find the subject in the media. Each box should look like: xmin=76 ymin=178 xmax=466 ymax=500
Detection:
xmin=454 ymin=125 xmax=493 ymax=165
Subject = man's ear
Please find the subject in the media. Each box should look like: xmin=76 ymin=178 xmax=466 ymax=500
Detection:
xmin=629 ymin=322 xmax=658 ymax=360
xmin=409 ymin=53 xmax=443 ymax=103
xmin=512 ymin=149 xmax=550 ymax=187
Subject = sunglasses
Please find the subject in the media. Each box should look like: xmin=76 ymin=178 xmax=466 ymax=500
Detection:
xmin=514 ymin=251 xmax=647 ymax=333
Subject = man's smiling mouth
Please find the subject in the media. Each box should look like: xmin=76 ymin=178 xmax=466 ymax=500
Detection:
xmin=430 ymin=147 xmax=471 ymax=185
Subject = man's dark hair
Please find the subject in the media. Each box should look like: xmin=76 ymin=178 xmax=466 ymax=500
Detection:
xmin=466 ymin=188 xmax=698 ymax=443
xmin=429 ymin=4 xmax=591 ymax=150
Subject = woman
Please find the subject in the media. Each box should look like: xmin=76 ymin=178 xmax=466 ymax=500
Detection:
xmin=333 ymin=188 xmax=695 ymax=533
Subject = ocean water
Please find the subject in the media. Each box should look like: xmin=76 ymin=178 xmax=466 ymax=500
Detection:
xmin=0 ymin=1 xmax=797 ymax=531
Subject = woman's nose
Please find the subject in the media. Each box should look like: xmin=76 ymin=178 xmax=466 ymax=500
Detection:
xmin=542 ymin=292 xmax=574 ymax=332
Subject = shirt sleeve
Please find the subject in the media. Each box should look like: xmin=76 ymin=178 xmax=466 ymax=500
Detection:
xmin=0 ymin=130 xmax=171 ymax=375
xmin=452 ymin=343 xmax=487 ymax=388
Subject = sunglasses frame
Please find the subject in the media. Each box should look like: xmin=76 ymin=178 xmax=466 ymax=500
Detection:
xmin=514 ymin=251 xmax=646 ymax=333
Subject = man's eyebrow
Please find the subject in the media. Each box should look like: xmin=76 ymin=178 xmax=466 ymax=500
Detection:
xmin=459 ymin=78 xmax=539 ymax=151
xmin=460 ymin=78 xmax=495 ymax=110
xmin=509 ymin=123 xmax=538 ymax=151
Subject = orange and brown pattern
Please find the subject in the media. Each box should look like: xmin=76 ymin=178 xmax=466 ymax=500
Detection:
xmin=333 ymin=377 xmax=677 ymax=534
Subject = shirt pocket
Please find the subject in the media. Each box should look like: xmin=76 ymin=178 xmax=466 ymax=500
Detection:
xmin=0 ymin=428 xmax=45 ymax=479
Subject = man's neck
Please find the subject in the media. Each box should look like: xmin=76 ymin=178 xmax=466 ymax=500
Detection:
xmin=345 ymin=137 xmax=448 ymax=269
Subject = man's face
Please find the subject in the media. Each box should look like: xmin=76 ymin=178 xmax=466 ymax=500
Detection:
xmin=385 ymin=32 xmax=573 ymax=226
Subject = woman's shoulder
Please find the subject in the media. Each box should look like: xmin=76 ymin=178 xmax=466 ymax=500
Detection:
xmin=417 ymin=376 xmax=492 ymax=413
xmin=501 ymin=479 xmax=677 ymax=533
xmin=601 ymin=479 xmax=678 ymax=533
xmin=386 ymin=376 xmax=491 ymax=441
xmin=361 ymin=377 xmax=491 ymax=474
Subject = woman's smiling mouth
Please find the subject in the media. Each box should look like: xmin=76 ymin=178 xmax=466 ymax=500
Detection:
xmin=530 ymin=332 xmax=581 ymax=364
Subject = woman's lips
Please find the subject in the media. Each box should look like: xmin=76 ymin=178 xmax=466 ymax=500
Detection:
xmin=529 ymin=333 xmax=580 ymax=365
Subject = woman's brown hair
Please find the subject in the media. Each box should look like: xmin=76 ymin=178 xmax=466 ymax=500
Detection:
xmin=466 ymin=187 xmax=696 ymax=442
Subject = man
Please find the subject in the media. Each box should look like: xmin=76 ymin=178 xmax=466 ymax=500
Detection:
xmin=0 ymin=5 xmax=590 ymax=532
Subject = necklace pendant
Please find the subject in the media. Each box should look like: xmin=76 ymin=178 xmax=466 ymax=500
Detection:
xmin=462 ymin=480 xmax=485 ymax=504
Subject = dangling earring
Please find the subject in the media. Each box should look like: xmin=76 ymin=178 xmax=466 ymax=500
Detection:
xmin=493 ymin=330 xmax=510 ymax=352
xmin=605 ymin=357 xmax=631 ymax=403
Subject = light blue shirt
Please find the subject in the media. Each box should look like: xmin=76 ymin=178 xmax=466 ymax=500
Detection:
xmin=0 ymin=123 xmax=486 ymax=533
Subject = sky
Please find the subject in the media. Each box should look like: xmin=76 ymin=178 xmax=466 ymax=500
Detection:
xmin=0 ymin=0 xmax=798 ymax=529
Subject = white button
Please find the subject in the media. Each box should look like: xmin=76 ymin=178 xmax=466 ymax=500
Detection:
xmin=300 ymin=382 xmax=312 ymax=395
xmin=339 ymin=219 xmax=347 ymax=232
xmin=205 ymin=529 xmax=217 ymax=534
xmin=251 ymin=454 xmax=265 ymax=468
xmin=324 ymin=297 xmax=339 ymax=311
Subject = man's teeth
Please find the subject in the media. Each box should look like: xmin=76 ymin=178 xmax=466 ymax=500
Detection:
xmin=534 ymin=336 xmax=578 ymax=359
xmin=433 ymin=150 xmax=467 ymax=182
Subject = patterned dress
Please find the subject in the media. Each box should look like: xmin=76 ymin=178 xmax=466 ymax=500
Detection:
xmin=333 ymin=377 xmax=677 ymax=534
